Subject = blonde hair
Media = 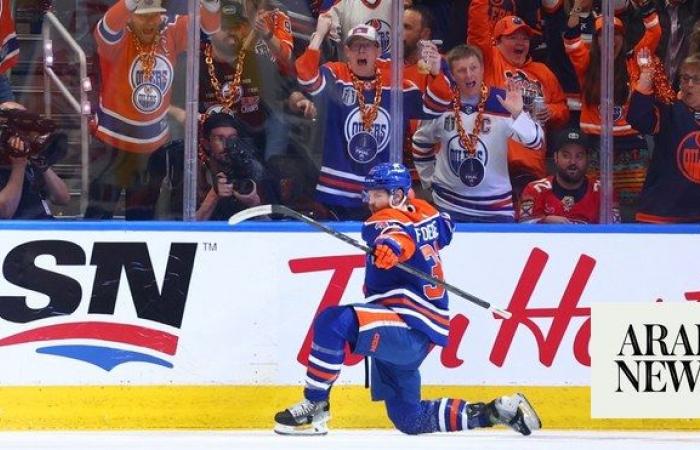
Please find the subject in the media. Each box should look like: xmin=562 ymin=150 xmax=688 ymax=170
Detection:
xmin=688 ymin=20 xmax=700 ymax=55
xmin=446 ymin=44 xmax=483 ymax=69
xmin=680 ymin=53 xmax=700 ymax=74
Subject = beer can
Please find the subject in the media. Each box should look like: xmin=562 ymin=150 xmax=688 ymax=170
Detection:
xmin=533 ymin=96 xmax=546 ymax=115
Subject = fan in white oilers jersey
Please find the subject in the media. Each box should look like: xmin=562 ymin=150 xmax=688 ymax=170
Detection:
xmin=412 ymin=44 xmax=543 ymax=223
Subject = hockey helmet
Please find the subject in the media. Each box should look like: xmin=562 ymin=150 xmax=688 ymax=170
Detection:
xmin=363 ymin=162 xmax=412 ymax=195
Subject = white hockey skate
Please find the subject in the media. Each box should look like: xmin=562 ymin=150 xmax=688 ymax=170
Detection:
xmin=488 ymin=393 xmax=542 ymax=436
xmin=274 ymin=399 xmax=330 ymax=435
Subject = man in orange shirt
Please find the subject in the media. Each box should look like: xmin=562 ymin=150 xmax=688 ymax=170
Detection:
xmin=87 ymin=0 xmax=220 ymax=220
xmin=468 ymin=0 xmax=569 ymax=195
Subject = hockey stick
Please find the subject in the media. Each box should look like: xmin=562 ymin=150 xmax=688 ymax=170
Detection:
xmin=229 ymin=205 xmax=511 ymax=319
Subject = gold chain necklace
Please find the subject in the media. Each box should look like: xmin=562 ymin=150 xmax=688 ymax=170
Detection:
xmin=131 ymin=30 xmax=161 ymax=83
xmin=205 ymin=43 xmax=246 ymax=111
xmin=349 ymin=66 xmax=383 ymax=132
xmin=452 ymin=83 xmax=488 ymax=156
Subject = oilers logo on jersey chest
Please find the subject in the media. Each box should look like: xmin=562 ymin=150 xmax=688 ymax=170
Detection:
xmin=130 ymin=55 xmax=173 ymax=113
xmin=447 ymin=133 xmax=489 ymax=187
xmin=344 ymin=106 xmax=390 ymax=164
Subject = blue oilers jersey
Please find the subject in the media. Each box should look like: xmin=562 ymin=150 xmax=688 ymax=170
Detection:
xmin=361 ymin=199 xmax=455 ymax=346
xmin=296 ymin=50 xmax=436 ymax=207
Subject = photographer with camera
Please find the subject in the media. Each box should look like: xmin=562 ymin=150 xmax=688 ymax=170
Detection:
xmin=196 ymin=113 xmax=273 ymax=220
xmin=0 ymin=106 xmax=70 ymax=219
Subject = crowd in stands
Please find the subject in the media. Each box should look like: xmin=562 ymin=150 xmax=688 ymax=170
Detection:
xmin=1 ymin=0 xmax=699 ymax=223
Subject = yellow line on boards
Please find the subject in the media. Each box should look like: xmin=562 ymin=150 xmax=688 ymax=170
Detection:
xmin=0 ymin=386 xmax=697 ymax=430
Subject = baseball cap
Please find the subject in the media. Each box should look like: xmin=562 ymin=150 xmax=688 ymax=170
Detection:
xmin=221 ymin=0 xmax=249 ymax=27
xmin=492 ymin=16 xmax=542 ymax=40
xmin=345 ymin=24 xmax=379 ymax=46
xmin=553 ymin=128 xmax=592 ymax=152
xmin=594 ymin=16 xmax=625 ymax=35
xmin=134 ymin=0 xmax=167 ymax=15
xmin=203 ymin=112 xmax=241 ymax=136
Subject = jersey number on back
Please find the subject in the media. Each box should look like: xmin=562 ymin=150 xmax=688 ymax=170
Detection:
xmin=420 ymin=242 xmax=445 ymax=300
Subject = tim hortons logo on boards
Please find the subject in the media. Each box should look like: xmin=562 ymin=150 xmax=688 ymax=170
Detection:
xmin=0 ymin=240 xmax=197 ymax=371
xmin=289 ymin=247 xmax=700 ymax=369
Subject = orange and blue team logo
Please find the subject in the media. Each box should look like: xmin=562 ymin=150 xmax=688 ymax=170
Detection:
xmin=447 ymin=134 xmax=488 ymax=187
xmin=344 ymin=106 xmax=391 ymax=163
xmin=367 ymin=19 xmax=391 ymax=56
xmin=130 ymin=55 xmax=173 ymax=113
xmin=676 ymin=131 xmax=700 ymax=184
xmin=596 ymin=104 xmax=624 ymax=122
xmin=0 ymin=240 xmax=197 ymax=371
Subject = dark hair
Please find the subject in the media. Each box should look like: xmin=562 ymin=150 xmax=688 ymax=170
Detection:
xmin=405 ymin=5 xmax=434 ymax=32
xmin=446 ymin=44 xmax=483 ymax=69
xmin=583 ymin=32 xmax=629 ymax=106
xmin=202 ymin=113 xmax=240 ymax=138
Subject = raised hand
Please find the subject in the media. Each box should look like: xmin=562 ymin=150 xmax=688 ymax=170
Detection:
xmin=315 ymin=13 xmax=333 ymax=39
xmin=419 ymin=40 xmax=442 ymax=76
xmin=636 ymin=47 xmax=654 ymax=93
xmin=255 ymin=10 xmax=271 ymax=38
xmin=497 ymin=79 xmax=524 ymax=118
xmin=637 ymin=47 xmax=651 ymax=68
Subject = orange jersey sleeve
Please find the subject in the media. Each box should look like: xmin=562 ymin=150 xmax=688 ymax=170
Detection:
xmin=368 ymin=208 xmax=417 ymax=262
xmin=295 ymin=47 xmax=323 ymax=94
xmin=563 ymin=34 xmax=589 ymax=90
xmin=268 ymin=10 xmax=294 ymax=62
xmin=633 ymin=9 xmax=661 ymax=54
xmin=467 ymin=0 xmax=496 ymax=75
xmin=424 ymin=73 xmax=453 ymax=115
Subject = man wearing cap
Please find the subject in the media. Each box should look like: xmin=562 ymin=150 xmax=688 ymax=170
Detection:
xmin=518 ymin=128 xmax=620 ymax=224
xmin=295 ymin=17 xmax=438 ymax=220
xmin=321 ymin=0 xmax=393 ymax=59
xmin=195 ymin=112 xmax=271 ymax=220
xmin=87 ymin=0 xmax=220 ymax=219
xmin=219 ymin=0 xmax=294 ymax=70
xmin=468 ymin=0 xmax=569 ymax=193
xmin=197 ymin=0 xmax=303 ymax=160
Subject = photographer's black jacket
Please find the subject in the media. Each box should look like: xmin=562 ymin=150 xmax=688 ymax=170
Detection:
xmin=0 ymin=166 xmax=52 ymax=219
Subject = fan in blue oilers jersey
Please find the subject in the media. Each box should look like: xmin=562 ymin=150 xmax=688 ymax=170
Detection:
xmin=629 ymin=52 xmax=700 ymax=223
xmin=274 ymin=162 xmax=542 ymax=437
xmin=296 ymin=17 xmax=440 ymax=220
xmin=413 ymin=44 xmax=543 ymax=222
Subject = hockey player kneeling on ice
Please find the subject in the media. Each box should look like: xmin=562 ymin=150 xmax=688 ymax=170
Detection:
xmin=273 ymin=162 xmax=541 ymax=436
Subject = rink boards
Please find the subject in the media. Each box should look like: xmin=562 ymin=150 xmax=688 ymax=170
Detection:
xmin=0 ymin=221 xmax=698 ymax=430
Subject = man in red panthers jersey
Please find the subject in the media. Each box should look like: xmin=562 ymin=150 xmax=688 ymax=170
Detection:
xmin=519 ymin=128 xmax=620 ymax=224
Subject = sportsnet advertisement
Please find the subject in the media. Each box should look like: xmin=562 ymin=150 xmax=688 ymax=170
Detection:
xmin=0 ymin=228 xmax=697 ymax=388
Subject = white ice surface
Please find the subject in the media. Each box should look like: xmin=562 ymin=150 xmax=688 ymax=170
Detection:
xmin=0 ymin=430 xmax=697 ymax=450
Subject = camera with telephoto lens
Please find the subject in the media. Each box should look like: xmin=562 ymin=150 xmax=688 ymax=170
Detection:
xmin=0 ymin=108 xmax=68 ymax=171
xmin=214 ymin=136 xmax=258 ymax=196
